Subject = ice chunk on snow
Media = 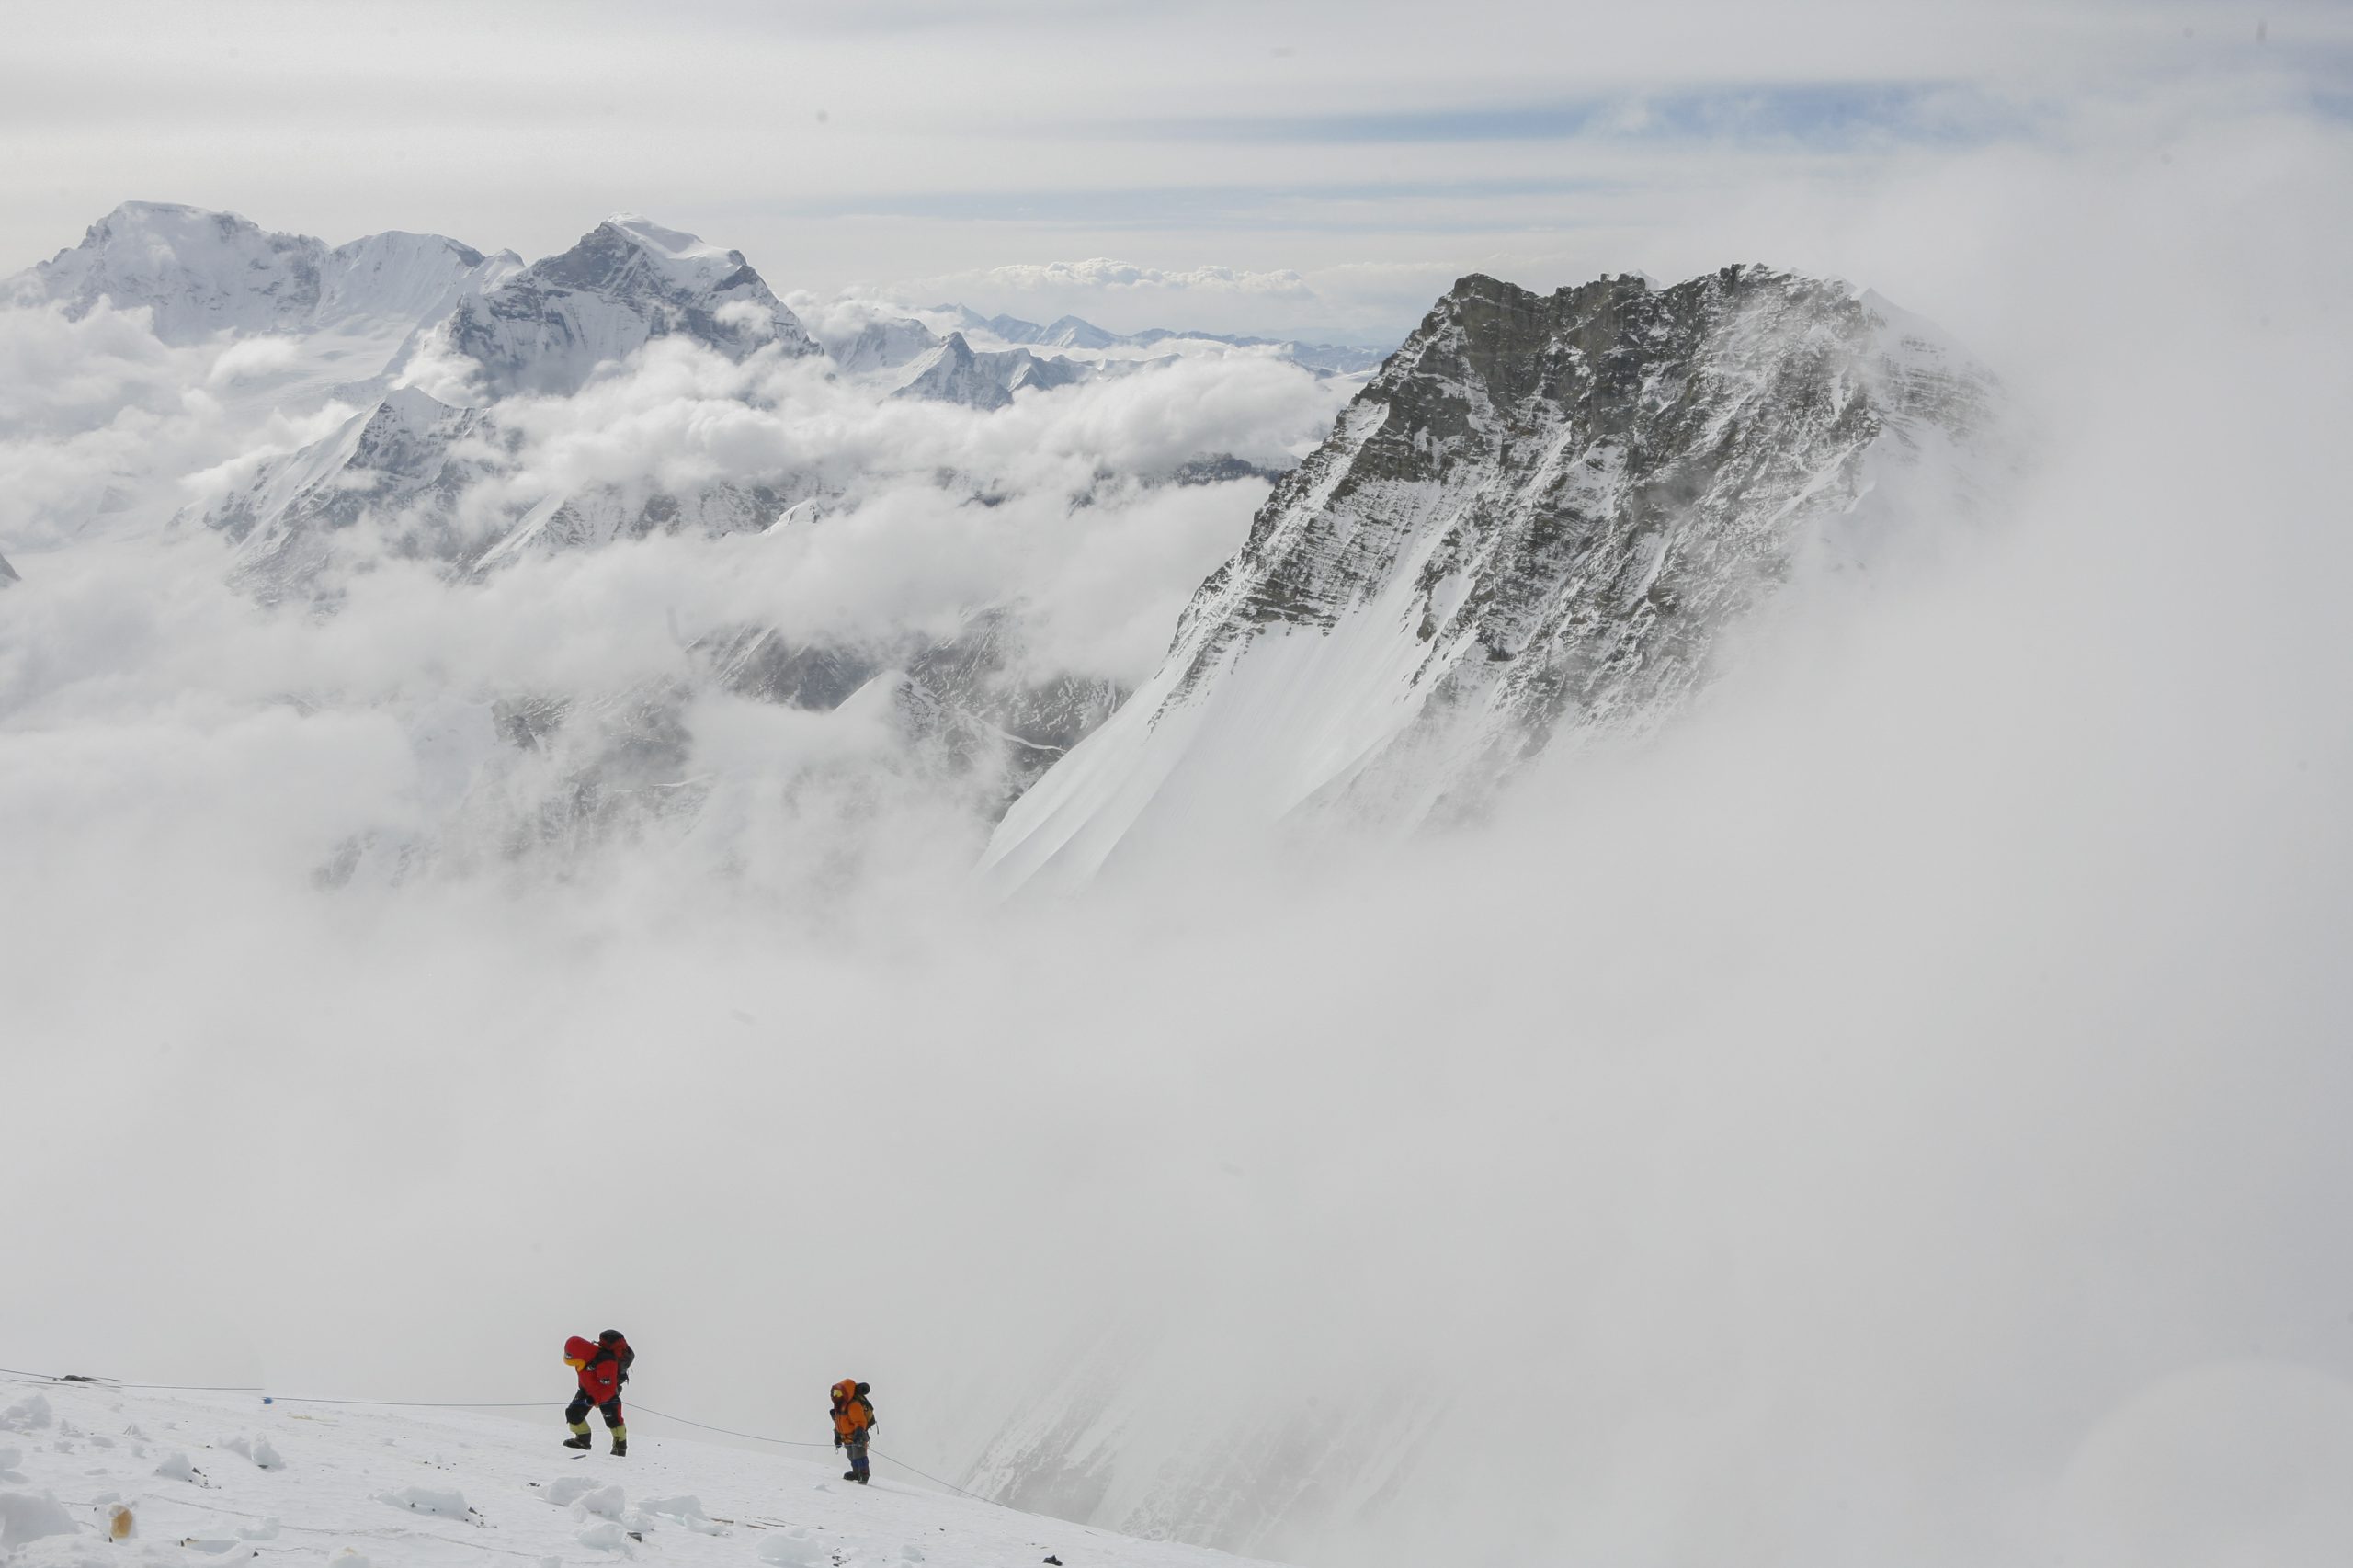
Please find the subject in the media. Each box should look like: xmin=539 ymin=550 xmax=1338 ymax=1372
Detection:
xmin=1 ymin=1395 xmax=53 ymax=1432
xmin=218 ymin=1435 xmax=284 ymax=1469
xmin=542 ymin=1476 xmax=599 ymax=1506
xmin=0 ymin=1446 xmax=23 ymax=1482
xmin=0 ymin=1491 xmax=79 ymax=1548
xmin=570 ymin=1483 xmax=625 ymax=1520
xmin=236 ymin=1517 xmax=278 ymax=1540
xmin=641 ymin=1495 xmax=724 ymax=1535
xmin=153 ymin=1451 xmax=208 ymax=1485
xmin=759 ymin=1536 xmax=826 ymax=1567
xmin=377 ymin=1484 xmax=471 ymax=1518
xmin=574 ymin=1519 xmax=632 ymax=1552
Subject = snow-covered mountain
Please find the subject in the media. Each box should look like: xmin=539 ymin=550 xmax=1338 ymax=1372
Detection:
xmin=938 ymin=307 xmax=1389 ymax=374
xmin=166 ymin=213 xmax=837 ymax=587
xmin=890 ymin=332 xmax=1089 ymax=411
xmin=0 ymin=1375 xmax=1296 ymax=1568
xmin=203 ymin=385 xmax=503 ymax=587
xmin=438 ymin=215 xmax=820 ymax=399
xmin=2 ymin=202 xmax=522 ymax=423
xmin=832 ymin=314 xmax=946 ymax=375
xmin=5 ymin=200 xmax=515 ymax=347
xmin=982 ymin=266 xmax=2000 ymax=891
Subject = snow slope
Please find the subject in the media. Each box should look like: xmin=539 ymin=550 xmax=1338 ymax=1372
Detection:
xmin=0 ymin=1377 xmax=1300 ymax=1568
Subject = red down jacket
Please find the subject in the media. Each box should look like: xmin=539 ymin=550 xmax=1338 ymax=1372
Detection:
xmin=565 ymin=1335 xmax=621 ymax=1403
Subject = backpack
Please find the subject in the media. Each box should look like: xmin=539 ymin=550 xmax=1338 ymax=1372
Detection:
xmin=599 ymin=1332 xmax=635 ymax=1387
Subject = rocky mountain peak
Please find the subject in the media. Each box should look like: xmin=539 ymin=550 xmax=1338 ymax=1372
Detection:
xmin=983 ymin=263 xmax=2001 ymax=891
xmin=438 ymin=214 xmax=818 ymax=399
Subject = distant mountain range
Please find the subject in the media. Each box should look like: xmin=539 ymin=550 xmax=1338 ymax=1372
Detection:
xmin=932 ymin=305 xmax=1392 ymax=374
xmin=2 ymin=200 xmax=1350 ymax=837
xmin=5 ymin=203 xmax=1363 ymax=580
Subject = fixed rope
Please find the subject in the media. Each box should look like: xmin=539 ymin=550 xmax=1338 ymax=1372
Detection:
xmin=2 ymin=1366 xmax=263 ymax=1392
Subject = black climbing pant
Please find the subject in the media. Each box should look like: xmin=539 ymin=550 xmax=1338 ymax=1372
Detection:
xmin=567 ymin=1394 xmax=624 ymax=1430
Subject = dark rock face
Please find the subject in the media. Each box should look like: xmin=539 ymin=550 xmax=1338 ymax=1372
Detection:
xmin=1196 ymin=267 xmax=1991 ymax=728
xmin=984 ymin=266 xmax=2001 ymax=886
xmin=703 ymin=609 xmax=1127 ymax=813
xmin=905 ymin=609 xmax=1126 ymax=801
xmin=1161 ymin=453 xmax=1292 ymax=488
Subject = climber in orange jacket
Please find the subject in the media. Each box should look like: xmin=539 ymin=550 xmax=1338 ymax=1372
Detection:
xmin=563 ymin=1331 xmax=634 ymax=1456
xmin=830 ymin=1379 xmax=876 ymax=1484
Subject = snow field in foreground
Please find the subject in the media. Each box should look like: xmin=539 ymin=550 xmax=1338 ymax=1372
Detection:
xmin=0 ymin=1382 xmax=1294 ymax=1568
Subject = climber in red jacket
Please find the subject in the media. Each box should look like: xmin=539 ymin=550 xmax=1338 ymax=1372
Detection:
xmin=563 ymin=1330 xmax=634 ymax=1456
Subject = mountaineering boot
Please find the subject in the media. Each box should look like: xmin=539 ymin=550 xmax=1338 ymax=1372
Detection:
xmin=611 ymin=1439 xmax=627 ymax=1458
xmin=563 ymin=1434 xmax=592 ymax=1450
xmin=844 ymin=1470 xmax=859 ymax=1482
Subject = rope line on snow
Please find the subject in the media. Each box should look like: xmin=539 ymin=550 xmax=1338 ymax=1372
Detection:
xmin=267 ymin=1395 xmax=559 ymax=1409
xmin=623 ymin=1402 xmax=834 ymax=1448
xmin=6 ymin=1362 xmax=995 ymax=1502
xmin=1 ymin=1366 xmax=264 ymax=1392
xmin=871 ymin=1449 xmax=991 ymax=1500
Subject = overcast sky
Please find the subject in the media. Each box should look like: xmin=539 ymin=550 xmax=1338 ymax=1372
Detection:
xmin=5 ymin=0 xmax=2347 ymax=339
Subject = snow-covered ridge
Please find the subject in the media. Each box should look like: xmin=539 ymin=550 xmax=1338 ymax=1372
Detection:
xmin=982 ymin=264 xmax=2002 ymax=892
xmin=434 ymin=214 xmax=821 ymax=399
xmin=5 ymin=200 xmax=517 ymax=346
xmin=0 ymin=1378 xmax=1296 ymax=1568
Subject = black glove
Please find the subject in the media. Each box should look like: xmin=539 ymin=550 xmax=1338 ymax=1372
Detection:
xmin=834 ymin=1437 xmax=843 ymax=1449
